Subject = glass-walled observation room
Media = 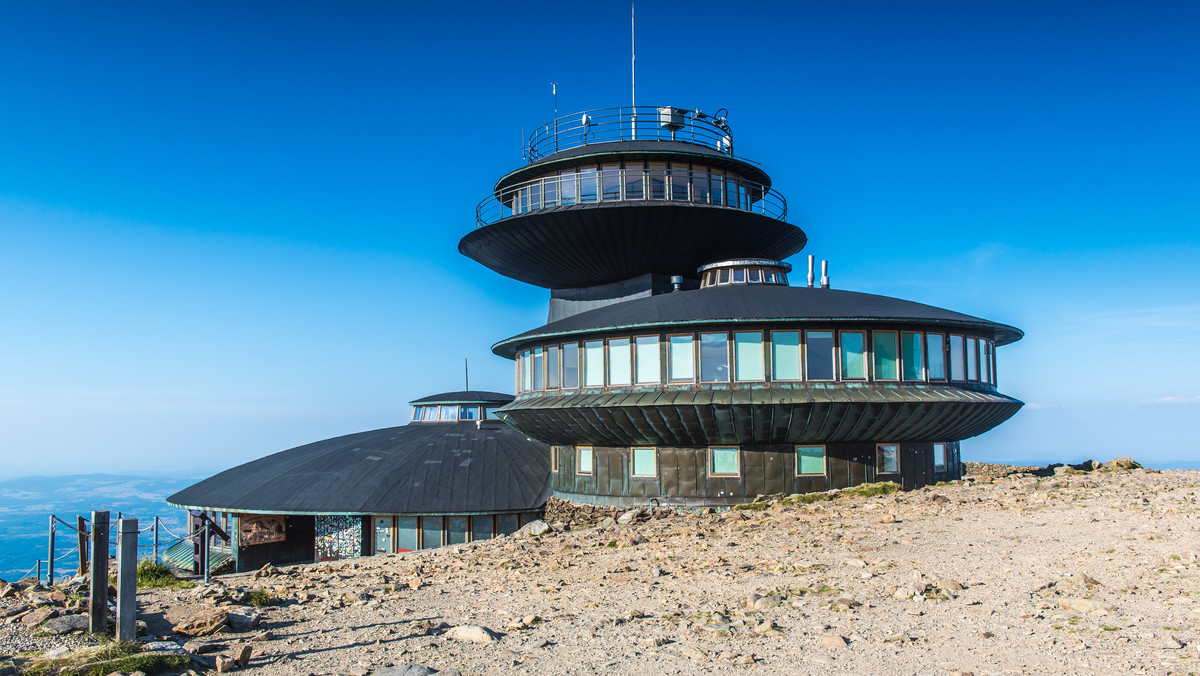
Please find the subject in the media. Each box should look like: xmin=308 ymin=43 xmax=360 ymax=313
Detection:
xmin=411 ymin=404 xmax=505 ymax=422
xmin=514 ymin=328 xmax=999 ymax=395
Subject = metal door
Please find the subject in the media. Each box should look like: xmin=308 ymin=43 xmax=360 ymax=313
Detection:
xmin=374 ymin=517 xmax=392 ymax=554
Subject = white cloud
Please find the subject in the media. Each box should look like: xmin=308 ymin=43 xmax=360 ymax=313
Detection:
xmin=1141 ymin=396 xmax=1200 ymax=406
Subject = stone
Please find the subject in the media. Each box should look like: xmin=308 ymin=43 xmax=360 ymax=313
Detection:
xmin=42 ymin=645 xmax=73 ymax=659
xmin=597 ymin=517 xmax=616 ymax=528
xmin=373 ymin=666 xmax=437 ymax=676
xmin=445 ymin=624 xmax=498 ymax=644
xmin=819 ymin=634 xmax=849 ymax=648
xmin=516 ymin=520 xmax=551 ymax=537
xmin=1058 ymin=598 xmax=1109 ymax=615
xmin=227 ymin=611 xmax=261 ymax=632
xmin=753 ymin=595 xmax=780 ymax=611
xmin=679 ymin=645 xmax=707 ymax=661
xmin=1109 ymin=456 xmax=1142 ymax=470
xmin=143 ymin=641 xmax=188 ymax=654
xmin=843 ymin=558 xmax=867 ymax=568
xmin=252 ymin=563 xmax=277 ymax=579
xmin=883 ymin=633 xmax=915 ymax=643
xmin=173 ymin=608 xmax=230 ymax=636
xmin=1157 ymin=635 xmax=1185 ymax=650
xmin=935 ymin=577 xmax=965 ymax=591
xmin=752 ymin=620 xmax=777 ymax=634
xmin=215 ymin=655 xmax=236 ymax=672
xmin=183 ymin=641 xmax=222 ymax=654
xmin=20 ymin=607 xmax=57 ymax=626
xmin=0 ymin=585 xmax=17 ymax=599
xmin=41 ymin=613 xmax=89 ymax=634
xmin=1068 ymin=573 xmax=1101 ymax=587
xmin=232 ymin=643 xmax=253 ymax=667
xmin=616 ymin=509 xmax=643 ymax=525
xmin=878 ymin=513 xmax=897 ymax=524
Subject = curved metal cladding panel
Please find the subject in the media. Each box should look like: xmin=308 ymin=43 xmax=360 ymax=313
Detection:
xmin=498 ymin=386 xmax=1023 ymax=446
xmin=409 ymin=390 xmax=513 ymax=404
xmin=494 ymin=284 xmax=1024 ymax=354
xmin=167 ymin=422 xmax=550 ymax=515
xmin=459 ymin=204 xmax=807 ymax=289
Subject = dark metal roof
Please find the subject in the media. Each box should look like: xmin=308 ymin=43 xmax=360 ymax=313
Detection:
xmin=496 ymin=140 xmax=772 ymax=192
xmin=460 ymin=205 xmax=807 ymax=289
xmin=493 ymin=284 xmax=1024 ymax=357
xmin=409 ymin=391 xmax=514 ymax=405
xmin=166 ymin=421 xmax=550 ymax=515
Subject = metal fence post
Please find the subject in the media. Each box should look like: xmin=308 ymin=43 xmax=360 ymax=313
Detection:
xmin=47 ymin=515 xmax=55 ymax=585
xmin=203 ymin=519 xmax=210 ymax=585
xmin=154 ymin=516 xmax=160 ymax=564
xmin=116 ymin=518 xmax=138 ymax=642
xmin=89 ymin=510 xmax=110 ymax=633
xmin=35 ymin=560 xmax=41 ymax=583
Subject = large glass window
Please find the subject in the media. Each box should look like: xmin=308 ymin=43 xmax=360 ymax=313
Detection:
xmin=772 ymin=331 xmax=801 ymax=381
xmin=471 ymin=516 xmax=492 ymax=542
xmin=840 ymin=331 xmax=867 ymax=380
xmin=933 ymin=443 xmax=947 ymax=472
xmin=522 ymin=350 xmax=532 ymax=392
xmin=901 ymin=332 xmax=924 ymax=381
xmin=601 ymin=163 xmax=621 ymax=200
xmin=873 ymin=331 xmax=899 ymax=380
xmin=709 ymin=447 xmax=740 ymax=477
xmin=447 ymin=517 xmax=468 ymax=545
xmin=635 ymin=336 xmax=660 ymax=384
xmin=669 ymin=335 xmax=694 ymax=381
xmin=693 ymin=166 xmax=710 ymax=203
xmin=461 ymin=405 xmax=480 ymax=420
xmin=584 ymin=340 xmax=605 ymax=387
xmin=670 ymin=164 xmax=689 ymax=201
xmin=983 ymin=342 xmax=992 ymax=384
xmin=796 ymin=445 xmax=825 ymax=475
xmin=927 ymin=333 xmax=946 ymax=380
xmin=608 ymin=338 xmax=631 ymax=385
xmin=542 ymin=174 xmax=558 ymax=207
xmin=439 ymin=405 xmax=458 ymax=421
xmin=559 ymin=169 xmax=576 ymax=205
xmin=648 ymin=162 xmax=667 ymax=199
xmin=484 ymin=406 xmax=502 ymax=420
xmin=497 ymin=514 xmax=518 ymax=536
xmin=577 ymin=446 xmax=594 ymax=475
xmin=733 ymin=332 xmax=765 ymax=381
xmin=949 ymin=335 xmax=965 ymax=381
xmin=396 ymin=516 xmax=418 ymax=551
xmin=624 ymin=162 xmax=643 ymax=199
xmin=876 ymin=444 xmax=899 ymax=474
xmin=547 ymin=346 xmax=560 ymax=389
xmin=411 ymin=406 xmax=422 ymax=421
xmin=967 ymin=337 xmax=979 ymax=381
xmin=631 ymin=447 xmax=657 ymax=478
xmin=806 ymin=331 xmax=834 ymax=380
xmin=532 ymin=348 xmax=544 ymax=390
xmin=562 ymin=343 xmax=579 ymax=388
xmin=422 ymin=406 xmax=440 ymax=421
xmin=579 ymin=167 xmax=598 ymax=203
xmin=421 ymin=516 xmax=443 ymax=549
xmin=700 ymin=332 xmax=729 ymax=382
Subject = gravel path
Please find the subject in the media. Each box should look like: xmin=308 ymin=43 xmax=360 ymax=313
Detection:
xmin=122 ymin=466 xmax=1200 ymax=676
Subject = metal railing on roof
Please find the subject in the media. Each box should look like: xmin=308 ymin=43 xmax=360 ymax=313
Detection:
xmin=525 ymin=105 xmax=739 ymax=163
xmin=476 ymin=167 xmax=787 ymax=228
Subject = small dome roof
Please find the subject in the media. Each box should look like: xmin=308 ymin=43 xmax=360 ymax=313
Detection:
xmin=408 ymin=390 xmax=514 ymax=406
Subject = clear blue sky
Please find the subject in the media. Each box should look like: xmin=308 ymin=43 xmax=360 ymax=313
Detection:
xmin=2 ymin=1 xmax=1197 ymax=477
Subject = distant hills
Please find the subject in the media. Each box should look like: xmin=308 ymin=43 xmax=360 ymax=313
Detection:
xmin=0 ymin=473 xmax=198 ymax=581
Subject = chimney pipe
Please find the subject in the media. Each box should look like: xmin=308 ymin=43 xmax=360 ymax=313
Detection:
xmin=670 ymin=275 xmax=683 ymax=292
xmin=806 ymin=255 xmax=815 ymax=288
xmin=820 ymin=260 xmax=830 ymax=289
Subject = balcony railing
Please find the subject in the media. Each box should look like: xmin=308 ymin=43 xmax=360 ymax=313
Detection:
xmin=476 ymin=167 xmax=787 ymax=228
xmin=525 ymin=105 xmax=739 ymax=163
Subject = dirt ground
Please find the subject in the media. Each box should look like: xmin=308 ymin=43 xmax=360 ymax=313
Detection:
xmin=117 ymin=465 xmax=1200 ymax=676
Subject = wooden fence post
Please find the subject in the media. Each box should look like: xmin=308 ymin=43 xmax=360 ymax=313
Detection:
xmin=77 ymin=516 xmax=88 ymax=577
xmin=89 ymin=511 xmax=109 ymax=634
xmin=116 ymin=518 xmax=138 ymax=642
xmin=47 ymin=515 xmax=55 ymax=585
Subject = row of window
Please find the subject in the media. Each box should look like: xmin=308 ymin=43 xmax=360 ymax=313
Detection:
xmin=516 ymin=330 xmax=997 ymax=393
xmin=552 ymin=443 xmax=952 ymax=479
xmin=372 ymin=512 xmax=540 ymax=553
xmin=700 ymin=265 xmax=789 ymax=287
xmin=507 ymin=161 xmax=763 ymax=215
xmin=411 ymin=404 xmax=504 ymax=422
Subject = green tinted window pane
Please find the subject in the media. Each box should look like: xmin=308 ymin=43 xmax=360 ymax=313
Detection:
xmin=484 ymin=406 xmax=502 ymax=420
xmin=396 ymin=517 xmax=418 ymax=551
xmin=471 ymin=516 xmax=492 ymax=541
xmin=933 ymin=443 xmax=947 ymax=471
xmin=797 ymin=445 xmax=825 ymax=474
xmin=873 ymin=332 xmax=899 ymax=380
xmin=734 ymin=332 xmax=765 ymax=381
xmin=584 ymin=341 xmax=605 ymax=386
xmin=710 ymin=447 xmax=739 ymax=476
xmin=927 ymin=334 xmax=946 ymax=379
xmin=497 ymin=514 xmax=518 ymax=535
xmin=460 ymin=405 xmax=480 ymax=420
xmin=578 ymin=447 xmax=593 ymax=474
xmin=902 ymin=333 xmax=924 ymax=381
xmin=632 ymin=447 xmax=657 ymax=477
xmin=700 ymin=333 xmax=729 ymax=382
xmin=608 ymin=338 xmax=631 ymax=385
xmin=522 ymin=351 xmax=532 ymax=391
xmin=421 ymin=516 xmax=443 ymax=549
xmin=877 ymin=445 xmax=899 ymax=474
xmin=949 ymin=335 xmax=965 ymax=380
xmin=562 ymin=343 xmax=579 ymax=388
xmin=840 ymin=331 xmax=866 ymax=379
xmin=967 ymin=338 xmax=979 ymax=380
xmin=447 ymin=517 xmax=468 ymax=545
xmin=806 ymin=331 xmax=834 ymax=380
xmin=772 ymin=332 xmax=800 ymax=380
xmin=635 ymin=336 xmax=660 ymax=384
xmin=669 ymin=336 xmax=695 ymax=381
xmin=532 ymin=348 xmax=544 ymax=390
xmin=547 ymin=346 xmax=560 ymax=389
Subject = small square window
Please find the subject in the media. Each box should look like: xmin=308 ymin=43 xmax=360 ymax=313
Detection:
xmin=577 ymin=446 xmax=594 ymax=475
xmin=796 ymin=445 xmax=826 ymax=476
xmin=709 ymin=447 xmax=740 ymax=477
xmin=631 ymin=447 xmax=657 ymax=478
xmin=876 ymin=444 xmax=900 ymax=475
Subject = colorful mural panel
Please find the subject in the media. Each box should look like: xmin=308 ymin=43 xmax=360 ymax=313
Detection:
xmin=316 ymin=515 xmax=362 ymax=560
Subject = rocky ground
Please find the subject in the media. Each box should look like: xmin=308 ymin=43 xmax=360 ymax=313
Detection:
xmin=4 ymin=461 xmax=1200 ymax=675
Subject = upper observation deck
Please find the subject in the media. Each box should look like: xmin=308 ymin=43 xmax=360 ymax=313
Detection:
xmin=460 ymin=106 xmax=807 ymax=290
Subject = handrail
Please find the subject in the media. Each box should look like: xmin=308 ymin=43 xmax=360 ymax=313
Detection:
xmin=476 ymin=167 xmax=787 ymax=228
xmin=525 ymin=105 xmax=738 ymax=163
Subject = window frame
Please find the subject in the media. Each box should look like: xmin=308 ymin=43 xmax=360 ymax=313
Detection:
xmin=805 ymin=330 xmax=835 ymax=381
xmin=839 ymin=329 xmax=868 ymax=381
xmin=795 ymin=445 xmax=827 ymax=477
xmin=926 ymin=332 xmax=947 ymax=381
xmin=901 ymin=331 xmax=925 ymax=382
xmin=607 ymin=336 xmax=632 ymax=386
xmin=667 ymin=333 xmax=696 ymax=383
xmin=872 ymin=330 xmax=901 ymax=381
xmin=933 ymin=443 xmax=947 ymax=472
xmin=630 ymin=446 xmax=658 ymax=479
xmin=708 ymin=446 xmax=741 ymax=478
xmin=876 ymin=443 xmax=900 ymax=475
xmin=732 ymin=330 xmax=765 ymax=382
xmin=699 ymin=331 xmax=730 ymax=383
xmin=633 ymin=334 xmax=662 ymax=385
xmin=560 ymin=341 xmax=580 ymax=390
xmin=583 ymin=340 xmax=605 ymax=387
xmin=770 ymin=330 xmax=802 ymax=382
xmin=949 ymin=334 xmax=966 ymax=382
xmin=551 ymin=445 xmax=560 ymax=473
xmin=576 ymin=446 xmax=594 ymax=476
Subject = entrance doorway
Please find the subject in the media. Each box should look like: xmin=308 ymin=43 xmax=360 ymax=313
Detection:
xmin=374 ymin=516 xmax=392 ymax=554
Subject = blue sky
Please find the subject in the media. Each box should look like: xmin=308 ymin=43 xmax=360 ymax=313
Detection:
xmin=1 ymin=1 xmax=1197 ymax=477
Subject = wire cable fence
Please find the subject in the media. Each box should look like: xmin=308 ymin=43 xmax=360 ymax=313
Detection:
xmin=17 ymin=512 xmax=192 ymax=585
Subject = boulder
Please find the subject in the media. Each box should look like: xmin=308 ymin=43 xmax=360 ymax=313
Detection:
xmin=20 ymin=607 xmax=57 ymax=626
xmin=172 ymin=608 xmax=230 ymax=636
xmin=516 ymin=520 xmax=551 ymax=538
xmin=445 ymin=624 xmax=498 ymax=644
xmin=373 ymin=665 xmax=437 ymax=676
xmin=41 ymin=613 xmax=89 ymax=634
xmin=616 ymin=509 xmax=644 ymax=525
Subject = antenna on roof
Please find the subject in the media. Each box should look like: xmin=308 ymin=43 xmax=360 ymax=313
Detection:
xmin=630 ymin=2 xmax=637 ymax=140
xmin=552 ymin=82 xmax=559 ymax=152
xmin=464 ymin=358 xmax=469 ymax=391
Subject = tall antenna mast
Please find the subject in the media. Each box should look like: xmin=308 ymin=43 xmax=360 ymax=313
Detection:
xmin=630 ymin=3 xmax=637 ymax=139
xmin=464 ymin=358 xmax=469 ymax=391
xmin=552 ymin=82 xmax=559 ymax=153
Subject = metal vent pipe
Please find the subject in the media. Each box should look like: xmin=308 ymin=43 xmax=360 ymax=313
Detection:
xmin=820 ymin=260 xmax=830 ymax=289
xmin=806 ymin=255 xmax=815 ymax=288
